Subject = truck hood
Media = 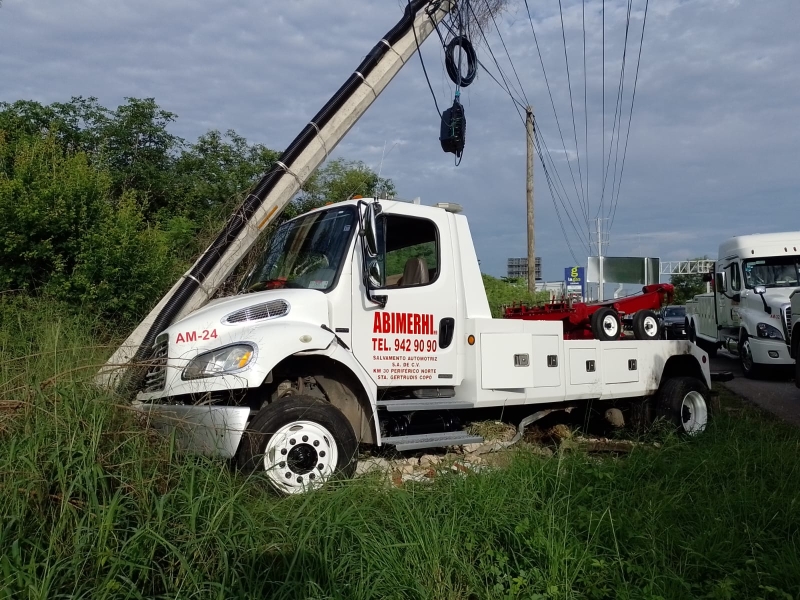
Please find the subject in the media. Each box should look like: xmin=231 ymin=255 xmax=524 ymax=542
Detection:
xmin=761 ymin=288 xmax=794 ymax=308
xmin=165 ymin=289 xmax=331 ymax=337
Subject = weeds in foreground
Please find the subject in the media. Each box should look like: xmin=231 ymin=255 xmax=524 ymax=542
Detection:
xmin=1 ymin=298 xmax=799 ymax=599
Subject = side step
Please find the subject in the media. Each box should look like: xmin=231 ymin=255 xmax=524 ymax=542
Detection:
xmin=377 ymin=399 xmax=474 ymax=412
xmin=382 ymin=430 xmax=483 ymax=451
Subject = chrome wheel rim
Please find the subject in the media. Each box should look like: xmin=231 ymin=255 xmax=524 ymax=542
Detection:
xmin=264 ymin=420 xmax=338 ymax=494
xmin=681 ymin=390 xmax=708 ymax=435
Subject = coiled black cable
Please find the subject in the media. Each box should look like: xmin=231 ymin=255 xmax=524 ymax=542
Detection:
xmin=444 ymin=35 xmax=477 ymax=87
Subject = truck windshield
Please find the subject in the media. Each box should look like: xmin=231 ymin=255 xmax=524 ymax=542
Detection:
xmin=742 ymin=256 xmax=800 ymax=289
xmin=240 ymin=206 xmax=356 ymax=293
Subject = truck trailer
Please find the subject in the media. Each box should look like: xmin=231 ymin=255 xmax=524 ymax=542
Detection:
xmin=685 ymin=232 xmax=800 ymax=377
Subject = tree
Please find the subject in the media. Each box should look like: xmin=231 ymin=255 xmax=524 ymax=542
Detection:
xmin=670 ymin=258 xmax=710 ymax=304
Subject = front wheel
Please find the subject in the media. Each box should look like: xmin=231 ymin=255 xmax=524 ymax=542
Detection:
xmin=656 ymin=377 xmax=710 ymax=435
xmin=237 ymin=395 xmax=358 ymax=495
xmin=739 ymin=334 xmax=762 ymax=379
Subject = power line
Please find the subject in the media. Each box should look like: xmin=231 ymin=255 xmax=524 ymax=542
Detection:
xmin=582 ymin=0 xmax=589 ymax=234
xmin=610 ymin=0 xmax=649 ymax=230
xmin=409 ymin=0 xmax=442 ymax=118
xmin=482 ymin=0 xmax=530 ymax=107
xmin=557 ymin=0 xmax=588 ymax=225
xmin=522 ymin=0 xmax=586 ymax=228
xmin=598 ymin=0 xmax=632 ymax=218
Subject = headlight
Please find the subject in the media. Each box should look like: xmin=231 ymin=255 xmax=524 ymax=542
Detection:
xmin=756 ymin=323 xmax=784 ymax=341
xmin=182 ymin=344 xmax=256 ymax=380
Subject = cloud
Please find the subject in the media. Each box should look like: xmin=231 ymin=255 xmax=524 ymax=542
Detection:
xmin=1 ymin=0 xmax=798 ymax=282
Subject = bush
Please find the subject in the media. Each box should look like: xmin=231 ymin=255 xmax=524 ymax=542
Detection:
xmin=483 ymin=274 xmax=550 ymax=317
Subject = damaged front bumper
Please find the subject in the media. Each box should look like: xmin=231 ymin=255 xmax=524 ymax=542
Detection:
xmin=134 ymin=403 xmax=251 ymax=459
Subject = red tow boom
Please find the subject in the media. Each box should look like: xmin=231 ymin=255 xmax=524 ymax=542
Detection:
xmin=503 ymin=284 xmax=675 ymax=340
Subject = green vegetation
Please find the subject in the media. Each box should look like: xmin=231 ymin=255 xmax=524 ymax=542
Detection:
xmin=483 ymin=274 xmax=550 ymax=317
xmin=2 ymin=298 xmax=800 ymax=598
xmin=670 ymin=258 xmax=710 ymax=304
xmin=3 ymin=96 xmax=798 ymax=599
xmin=0 ymin=97 xmax=393 ymax=325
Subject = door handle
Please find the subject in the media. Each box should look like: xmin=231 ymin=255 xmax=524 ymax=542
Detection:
xmin=439 ymin=317 xmax=455 ymax=349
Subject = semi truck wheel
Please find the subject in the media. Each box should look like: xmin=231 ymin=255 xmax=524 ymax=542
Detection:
xmin=656 ymin=376 xmax=710 ymax=435
xmin=592 ymin=307 xmax=621 ymax=341
xmin=738 ymin=333 xmax=762 ymax=379
xmin=237 ymin=395 xmax=358 ymax=495
xmin=632 ymin=310 xmax=660 ymax=340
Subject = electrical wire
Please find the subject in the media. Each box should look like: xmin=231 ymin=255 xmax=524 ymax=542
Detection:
xmin=610 ymin=0 xmax=649 ymax=230
xmin=522 ymin=0 xmax=587 ymax=236
xmin=409 ymin=0 xmax=442 ymax=118
xmin=598 ymin=0 xmax=632 ymax=218
xmin=482 ymin=0 xmax=530 ymax=107
xmin=557 ymin=0 xmax=588 ymax=224
xmin=582 ymin=0 xmax=589 ymax=233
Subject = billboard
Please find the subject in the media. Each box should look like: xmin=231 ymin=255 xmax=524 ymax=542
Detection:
xmin=587 ymin=257 xmax=660 ymax=286
xmin=564 ymin=266 xmax=585 ymax=296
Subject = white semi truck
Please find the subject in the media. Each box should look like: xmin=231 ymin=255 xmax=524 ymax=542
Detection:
xmin=136 ymin=198 xmax=712 ymax=494
xmin=685 ymin=232 xmax=800 ymax=377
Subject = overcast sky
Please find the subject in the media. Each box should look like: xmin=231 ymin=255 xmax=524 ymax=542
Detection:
xmin=2 ymin=0 xmax=799 ymax=282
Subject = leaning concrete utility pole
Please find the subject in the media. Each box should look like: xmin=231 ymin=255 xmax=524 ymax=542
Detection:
xmin=526 ymin=106 xmax=535 ymax=294
xmin=97 ymin=0 xmax=455 ymax=389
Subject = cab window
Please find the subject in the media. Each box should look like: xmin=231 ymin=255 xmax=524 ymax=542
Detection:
xmin=379 ymin=215 xmax=439 ymax=288
xmin=727 ymin=263 xmax=741 ymax=291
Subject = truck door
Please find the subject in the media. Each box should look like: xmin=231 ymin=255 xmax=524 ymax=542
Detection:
xmin=351 ymin=209 xmax=460 ymax=388
xmin=718 ymin=260 xmax=742 ymax=327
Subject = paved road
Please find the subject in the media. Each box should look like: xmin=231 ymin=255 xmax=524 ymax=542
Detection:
xmin=710 ymin=352 xmax=800 ymax=426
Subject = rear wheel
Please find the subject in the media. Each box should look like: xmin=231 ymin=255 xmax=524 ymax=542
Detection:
xmin=592 ymin=307 xmax=621 ymax=341
xmin=632 ymin=310 xmax=661 ymax=340
xmin=237 ymin=395 xmax=358 ymax=495
xmin=656 ymin=377 xmax=710 ymax=435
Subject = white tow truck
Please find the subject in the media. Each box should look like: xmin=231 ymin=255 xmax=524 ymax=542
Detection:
xmin=685 ymin=232 xmax=800 ymax=377
xmin=98 ymin=1 xmax=712 ymax=494
xmin=136 ymin=198 xmax=712 ymax=493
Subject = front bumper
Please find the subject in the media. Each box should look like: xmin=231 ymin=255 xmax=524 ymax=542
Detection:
xmin=662 ymin=324 xmax=687 ymax=339
xmin=134 ymin=403 xmax=251 ymax=458
xmin=748 ymin=338 xmax=794 ymax=366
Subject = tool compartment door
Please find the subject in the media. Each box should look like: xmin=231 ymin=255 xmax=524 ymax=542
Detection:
xmin=532 ymin=335 xmax=561 ymax=387
xmin=569 ymin=347 xmax=599 ymax=386
xmin=481 ymin=333 xmax=534 ymax=389
xmin=602 ymin=346 xmax=640 ymax=384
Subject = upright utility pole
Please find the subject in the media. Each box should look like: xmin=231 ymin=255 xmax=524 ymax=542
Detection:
xmin=526 ymin=106 xmax=535 ymax=294
xmin=596 ymin=217 xmax=604 ymax=301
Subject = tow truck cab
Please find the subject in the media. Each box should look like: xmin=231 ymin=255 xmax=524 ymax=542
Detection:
xmin=136 ymin=198 xmax=710 ymax=493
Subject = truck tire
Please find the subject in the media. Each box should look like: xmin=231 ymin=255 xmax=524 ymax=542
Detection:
xmin=686 ymin=318 xmax=696 ymax=344
xmin=592 ymin=307 xmax=621 ymax=341
xmin=796 ymin=353 xmax=800 ymax=389
xmin=237 ymin=395 xmax=358 ymax=495
xmin=632 ymin=310 xmax=660 ymax=340
xmin=656 ymin=376 xmax=710 ymax=435
xmin=738 ymin=333 xmax=762 ymax=379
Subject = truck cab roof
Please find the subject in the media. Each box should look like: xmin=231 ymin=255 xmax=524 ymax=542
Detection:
xmin=719 ymin=231 xmax=800 ymax=260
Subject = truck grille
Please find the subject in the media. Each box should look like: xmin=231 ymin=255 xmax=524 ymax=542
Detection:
xmin=143 ymin=334 xmax=169 ymax=393
xmin=223 ymin=299 xmax=289 ymax=324
xmin=785 ymin=305 xmax=792 ymax=346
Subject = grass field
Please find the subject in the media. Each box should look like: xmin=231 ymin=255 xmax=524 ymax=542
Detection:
xmin=2 ymin=297 xmax=800 ymax=599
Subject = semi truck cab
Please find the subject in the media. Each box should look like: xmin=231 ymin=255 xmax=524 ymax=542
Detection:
xmin=686 ymin=233 xmax=799 ymax=377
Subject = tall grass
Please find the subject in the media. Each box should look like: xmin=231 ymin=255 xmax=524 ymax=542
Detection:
xmin=1 ymin=297 xmax=799 ymax=599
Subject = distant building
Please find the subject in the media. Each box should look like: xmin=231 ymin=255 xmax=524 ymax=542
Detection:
xmin=507 ymin=257 xmax=542 ymax=281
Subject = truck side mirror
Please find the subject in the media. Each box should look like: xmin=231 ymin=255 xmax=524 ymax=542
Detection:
xmin=715 ymin=272 xmax=726 ymax=293
xmin=363 ymin=203 xmax=379 ymax=258
xmin=367 ymin=260 xmax=382 ymax=288
xmin=753 ymin=285 xmax=771 ymax=314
